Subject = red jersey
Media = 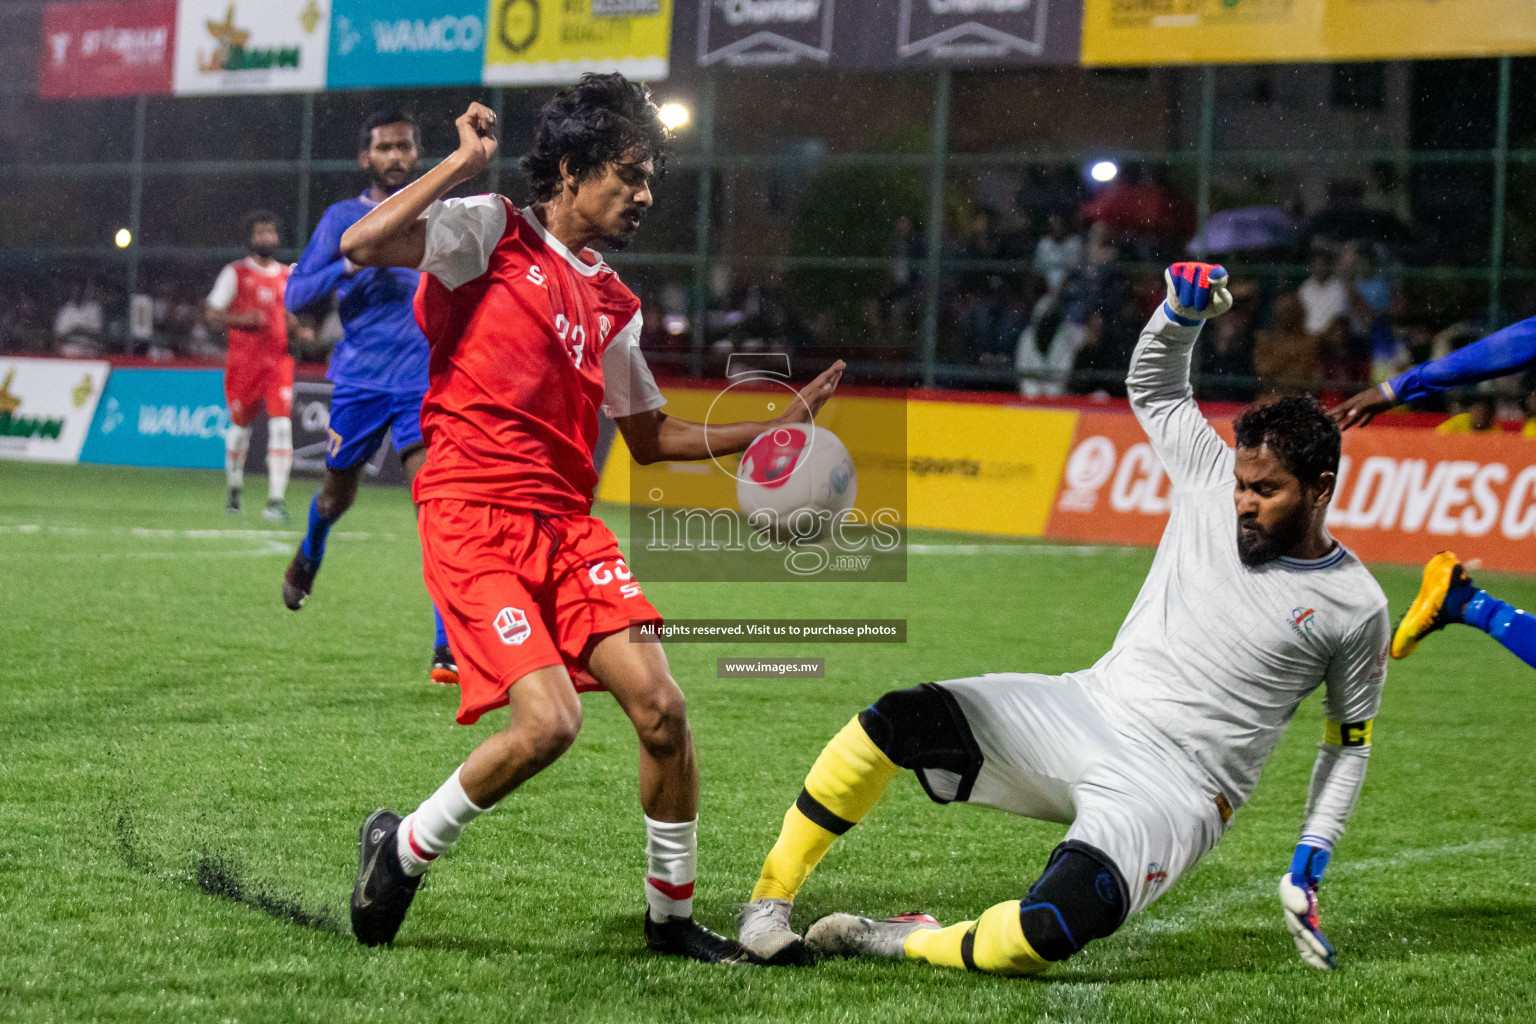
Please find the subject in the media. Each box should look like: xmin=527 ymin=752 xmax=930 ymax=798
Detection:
xmin=412 ymin=197 xmax=664 ymax=514
xmin=207 ymin=257 xmax=291 ymax=370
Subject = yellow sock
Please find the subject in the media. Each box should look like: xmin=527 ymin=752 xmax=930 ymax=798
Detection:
xmin=751 ymin=716 xmax=899 ymax=903
xmin=904 ymin=901 xmax=1049 ymax=977
xmin=903 ymin=920 xmax=973 ymax=970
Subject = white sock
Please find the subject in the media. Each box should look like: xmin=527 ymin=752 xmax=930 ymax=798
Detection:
xmin=396 ymin=766 xmax=487 ymax=877
xmin=225 ymin=423 xmax=252 ymax=489
xmin=644 ymin=816 xmax=697 ymax=922
xmin=266 ymin=416 xmax=292 ymax=501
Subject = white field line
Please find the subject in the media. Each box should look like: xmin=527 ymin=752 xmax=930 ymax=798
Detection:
xmin=908 ymin=543 xmax=1137 ymax=556
xmin=0 ymin=524 xmax=396 ymax=542
xmin=1128 ymin=835 xmax=1520 ymax=938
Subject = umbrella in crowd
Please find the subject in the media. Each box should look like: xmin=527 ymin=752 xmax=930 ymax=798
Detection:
xmin=1187 ymin=205 xmax=1298 ymax=255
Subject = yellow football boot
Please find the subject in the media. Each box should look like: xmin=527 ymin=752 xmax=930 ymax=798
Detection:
xmin=1392 ymin=551 xmax=1474 ymax=660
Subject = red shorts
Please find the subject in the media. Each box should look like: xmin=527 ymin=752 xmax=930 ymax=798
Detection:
xmin=418 ymin=499 xmax=663 ymax=725
xmin=225 ymin=356 xmax=294 ymax=427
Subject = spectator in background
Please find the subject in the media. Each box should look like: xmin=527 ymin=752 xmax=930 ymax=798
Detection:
xmin=1033 ymin=211 xmax=1082 ymax=306
xmin=1297 ymin=245 xmax=1347 ymax=337
xmin=1437 ymin=388 xmax=1500 ymax=434
xmin=1198 ymin=309 xmax=1256 ymax=403
xmin=1336 ymin=240 xmax=1390 ymax=385
xmin=883 ymin=214 xmax=923 ymax=347
xmin=53 ymin=281 xmax=105 ymax=357
xmin=1252 ymin=293 xmax=1320 ymax=398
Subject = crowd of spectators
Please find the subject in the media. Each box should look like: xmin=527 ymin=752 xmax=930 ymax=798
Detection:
xmin=1 ymin=172 xmax=1527 ymax=427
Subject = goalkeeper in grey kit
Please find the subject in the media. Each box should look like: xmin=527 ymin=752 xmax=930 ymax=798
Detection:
xmin=737 ymin=263 xmax=1390 ymax=975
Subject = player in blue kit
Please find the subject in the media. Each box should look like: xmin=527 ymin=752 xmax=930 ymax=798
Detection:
xmin=282 ymin=109 xmax=457 ymax=686
xmin=1332 ymin=314 xmax=1536 ymax=670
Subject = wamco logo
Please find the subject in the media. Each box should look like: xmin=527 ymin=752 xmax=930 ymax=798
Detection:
xmin=369 ymin=16 xmax=484 ymax=54
xmin=136 ymin=403 xmax=228 ymax=439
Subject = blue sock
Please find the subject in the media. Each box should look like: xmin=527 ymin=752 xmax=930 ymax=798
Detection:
xmin=300 ymin=493 xmax=339 ymax=562
xmin=433 ymin=606 xmax=449 ymax=650
xmin=1462 ymin=590 xmax=1536 ymax=670
xmin=1444 ymin=582 xmax=1477 ymax=623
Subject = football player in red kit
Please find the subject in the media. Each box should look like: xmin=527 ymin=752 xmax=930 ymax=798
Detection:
xmin=205 ymin=211 xmax=311 ymax=521
xmin=338 ymin=76 xmax=845 ymax=961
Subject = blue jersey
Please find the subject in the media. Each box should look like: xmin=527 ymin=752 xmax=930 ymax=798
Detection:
xmin=286 ymin=193 xmax=429 ymax=393
xmin=1386 ymin=314 xmax=1536 ymax=404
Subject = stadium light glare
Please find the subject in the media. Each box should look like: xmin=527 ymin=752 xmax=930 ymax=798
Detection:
xmin=114 ymin=228 xmax=132 ymax=248
xmin=657 ymin=102 xmax=690 ymax=131
xmin=1089 ymin=160 xmax=1118 ymax=184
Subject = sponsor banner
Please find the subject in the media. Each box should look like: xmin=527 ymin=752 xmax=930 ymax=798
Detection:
xmin=0 ymin=358 xmax=110 ymax=464
xmin=1325 ymin=430 xmax=1536 ymax=575
xmin=674 ymin=0 xmax=1078 ymax=70
xmin=329 ymin=0 xmax=487 ymax=89
xmin=1046 ymin=410 xmax=1227 ymax=547
xmin=483 ymin=0 xmax=673 ymax=85
xmin=80 ymin=368 xmax=229 ymax=468
xmin=1082 ymin=0 xmax=1536 ymax=66
xmin=1046 ymin=411 xmax=1536 ymax=576
xmin=597 ymin=387 xmax=1072 ymax=539
xmin=906 ymin=400 xmax=1077 ymax=535
xmin=173 ymin=0 xmax=329 ymax=95
xmin=39 ymin=0 xmax=176 ymax=99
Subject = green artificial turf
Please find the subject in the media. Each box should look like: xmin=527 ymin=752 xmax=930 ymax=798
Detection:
xmin=2 ymin=461 xmax=1535 ymax=1023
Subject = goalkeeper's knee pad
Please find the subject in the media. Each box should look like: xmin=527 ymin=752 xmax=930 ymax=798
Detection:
xmin=1018 ymin=841 xmax=1129 ymax=961
xmin=858 ymin=683 xmax=983 ymax=804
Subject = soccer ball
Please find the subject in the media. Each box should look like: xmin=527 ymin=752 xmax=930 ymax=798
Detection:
xmin=736 ymin=423 xmax=857 ymax=540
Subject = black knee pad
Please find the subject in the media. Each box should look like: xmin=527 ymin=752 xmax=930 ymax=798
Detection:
xmin=858 ymin=684 xmax=983 ymax=803
xmin=1018 ymin=841 xmax=1129 ymax=961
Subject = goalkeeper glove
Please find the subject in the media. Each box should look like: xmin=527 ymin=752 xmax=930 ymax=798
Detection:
xmin=1279 ymin=842 xmax=1336 ymax=971
xmin=1163 ymin=262 xmax=1233 ymax=325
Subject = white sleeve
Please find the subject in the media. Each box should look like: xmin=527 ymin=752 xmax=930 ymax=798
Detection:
xmin=1300 ymin=605 xmax=1389 ymax=849
xmin=600 ymin=311 xmax=666 ymax=419
xmin=1126 ymin=305 xmax=1233 ymax=492
xmin=206 ymin=265 xmax=238 ymax=311
xmin=1323 ymin=605 xmax=1389 ymax=726
xmin=417 ymin=195 xmax=508 ymax=290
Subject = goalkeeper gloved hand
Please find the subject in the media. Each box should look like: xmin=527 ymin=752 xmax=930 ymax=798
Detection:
xmin=1163 ymin=262 xmax=1233 ymax=325
xmin=1279 ymin=842 xmax=1336 ymax=971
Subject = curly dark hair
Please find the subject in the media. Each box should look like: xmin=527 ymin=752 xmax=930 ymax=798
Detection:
xmin=521 ymin=73 xmax=669 ymax=203
xmin=1233 ymin=395 xmax=1341 ymax=485
xmin=238 ymin=209 xmax=281 ymax=245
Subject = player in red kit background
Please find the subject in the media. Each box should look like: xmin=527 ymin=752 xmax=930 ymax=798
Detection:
xmin=337 ymin=77 xmax=845 ymax=961
xmin=204 ymin=211 xmax=312 ymax=521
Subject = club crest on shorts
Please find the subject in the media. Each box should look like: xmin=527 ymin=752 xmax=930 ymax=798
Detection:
xmin=494 ymin=606 xmax=531 ymax=646
xmin=1145 ymin=862 xmax=1168 ymax=889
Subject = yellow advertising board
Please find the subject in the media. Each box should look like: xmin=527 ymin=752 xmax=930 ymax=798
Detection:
xmin=1082 ymin=0 xmax=1536 ymax=65
xmin=597 ymin=387 xmax=1079 ymax=538
xmin=482 ymin=0 xmax=671 ymax=84
xmin=905 ymin=401 xmax=1078 ymax=537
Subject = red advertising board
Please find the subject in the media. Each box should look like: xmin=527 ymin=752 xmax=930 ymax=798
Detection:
xmin=39 ymin=0 xmax=176 ymax=99
xmin=1046 ymin=412 xmax=1536 ymax=576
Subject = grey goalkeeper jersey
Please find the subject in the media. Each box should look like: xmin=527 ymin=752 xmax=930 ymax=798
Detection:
xmin=1079 ymin=307 xmax=1390 ymax=817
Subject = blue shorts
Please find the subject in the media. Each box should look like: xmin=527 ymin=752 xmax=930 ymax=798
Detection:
xmin=324 ymin=383 xmax=427 ymax=471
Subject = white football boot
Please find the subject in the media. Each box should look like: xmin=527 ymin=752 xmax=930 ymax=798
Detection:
xmin=806 ymin=912 xmax=940 ymax=960
xmin=737 ymin=898 xmax=810 ymax=965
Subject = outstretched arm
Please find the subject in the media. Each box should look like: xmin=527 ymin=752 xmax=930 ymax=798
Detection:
xmin=1125 ymin=262 xmax=1234 ymax=493
xmin=1332 ymin=313 xmax=1536 ymax=429
xmin=616 ymin=361 xmax=845 ymax=465
xmin=1280 ymin=607 xmax=1389 ymax=971
xmin=341 ymin=102 xmax=499 ymax=269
